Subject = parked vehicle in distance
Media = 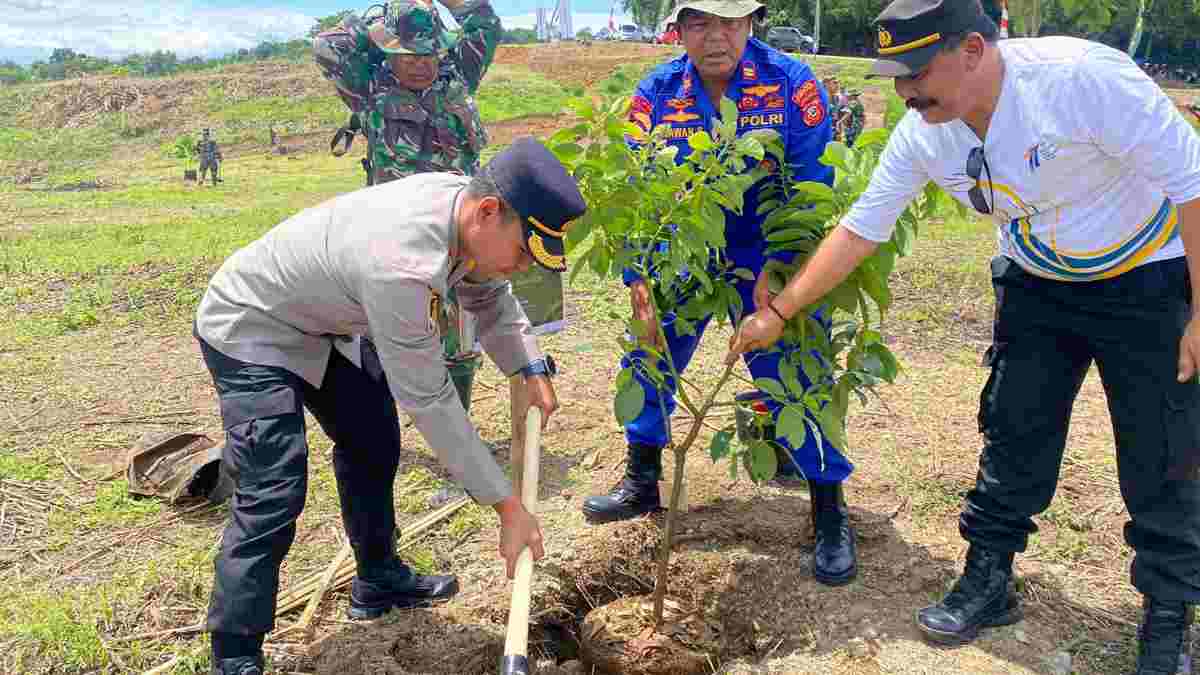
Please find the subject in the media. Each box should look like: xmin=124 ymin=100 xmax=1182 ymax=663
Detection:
xmin=765 ymin=26 xmax=816 ymax=54
xmin=617 ymin=24 xmax=640 ymax=41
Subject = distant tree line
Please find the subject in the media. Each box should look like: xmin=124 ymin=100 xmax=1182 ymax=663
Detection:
xmin=0 ymin=39 xmax=310 ymax=85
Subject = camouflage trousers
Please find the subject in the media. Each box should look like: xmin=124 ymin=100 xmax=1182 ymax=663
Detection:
xmin=199 ymin=158 xmax=220 ymax=185
xmin=438 ymin=286 xmax=482 ymax=414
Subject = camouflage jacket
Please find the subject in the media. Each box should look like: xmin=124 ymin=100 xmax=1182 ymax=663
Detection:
xmin=845 ymin=100 xmax=865 ymax=135
xmin=314 ymin=0 xmax=501 ymax=183
xmin=195 ymin=139 xmax=222 ymax=162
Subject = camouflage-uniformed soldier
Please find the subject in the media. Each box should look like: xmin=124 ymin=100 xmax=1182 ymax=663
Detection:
xmin=313 ymin=0 xmax=500 ymax=182
xmin=313 ymin=0 xmax=502 ymax=411
xmin=843 ymin=90 xmax=865 ymax=147
xmin=196 ymin=137 xmax=585 ymax=675
xmin=196 ymin=128 xmax=223 ymax=185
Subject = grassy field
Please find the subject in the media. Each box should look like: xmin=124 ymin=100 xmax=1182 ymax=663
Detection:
xmin=0 ymin=45 xmax=1196 ymax=674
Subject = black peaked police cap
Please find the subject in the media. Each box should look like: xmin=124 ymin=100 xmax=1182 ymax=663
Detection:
xmin=870 ymin=0 xmax=993 ymax=78
xmin=484 ymin=137 xmax=586 ymax=273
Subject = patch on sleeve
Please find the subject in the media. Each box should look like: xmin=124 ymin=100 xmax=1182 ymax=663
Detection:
xmin=628 ymin=95 xmax=653 ymax=134
xmin=792 ymin=80 xmax=825 ymax=127
xmin=792 ymin=80 xmax=817 ymax=107
xmin=802 ymin=100 xmax=826 ymax=127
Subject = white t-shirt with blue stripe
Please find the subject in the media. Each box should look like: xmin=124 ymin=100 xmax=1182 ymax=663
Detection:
xmin=844 ymin=36 xmax=1200 ymax=281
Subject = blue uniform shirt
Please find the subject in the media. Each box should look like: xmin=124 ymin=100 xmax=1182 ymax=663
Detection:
xmin=622 ymin=38 xmax=835 ymax=285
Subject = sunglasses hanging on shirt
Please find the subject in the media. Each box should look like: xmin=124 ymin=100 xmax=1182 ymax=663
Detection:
xmin=966 ymin=146 xmax=995 ymax=216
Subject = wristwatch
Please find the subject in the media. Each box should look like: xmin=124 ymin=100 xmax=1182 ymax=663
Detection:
xmin=519 ymin=355 xmax=557 ymax=379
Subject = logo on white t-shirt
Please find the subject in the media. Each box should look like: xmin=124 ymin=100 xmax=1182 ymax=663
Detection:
xmin=1024 ymin=140 xmax=1059 ymax=172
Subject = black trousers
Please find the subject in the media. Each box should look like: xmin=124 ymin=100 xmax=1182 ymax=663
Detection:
xmin=198 ymin=337 xmax=404 ymax=636
xmin=962 ymin=256 xmax=1200 ymax=601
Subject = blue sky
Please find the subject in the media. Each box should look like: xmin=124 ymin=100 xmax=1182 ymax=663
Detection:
xmin=0 ymin=0 xmax=636 ymax=64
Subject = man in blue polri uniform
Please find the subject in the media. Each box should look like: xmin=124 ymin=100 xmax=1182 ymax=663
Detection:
xmin=580 ymin=0 xmax=860 ymax=587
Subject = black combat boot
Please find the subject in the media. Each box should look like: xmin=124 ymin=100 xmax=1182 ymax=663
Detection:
xmin=210 ymin=655 xmax=263 ymax=675
xmin=348 ymin=555 xmax=459 ymax=620
xmin=809 ymin=480 xmax=857 ymax=586
xmin=1135 ymin=596 xmax=1194 ymax=674
xmin=916 ymin=545 xmax=1021 ymax=645
xmin=581 ymin=443 xmax=663 ymax=524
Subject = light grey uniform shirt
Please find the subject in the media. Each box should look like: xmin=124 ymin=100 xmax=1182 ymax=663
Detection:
xmin=195 ymin=172 xmax=542 ymax=505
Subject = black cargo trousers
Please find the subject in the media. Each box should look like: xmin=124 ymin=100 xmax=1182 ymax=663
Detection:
xmin=962 ymin=255 xmax=1200 ymax=602
xmin=197 ymin=335 xmax=404 ymax=636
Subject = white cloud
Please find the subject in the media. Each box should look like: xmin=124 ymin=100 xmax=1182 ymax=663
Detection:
xmin=0 ymin=1 xmax=638 ymax=65
xmin=0 ymin=0 xmax=317 ymax=63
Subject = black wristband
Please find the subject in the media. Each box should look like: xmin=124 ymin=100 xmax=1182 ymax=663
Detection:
xmin=767 ymin=301 xmax=787 ymax=323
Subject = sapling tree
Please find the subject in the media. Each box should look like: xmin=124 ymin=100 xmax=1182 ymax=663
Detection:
xmin=548 ymin=90 xmax=945 ymax=629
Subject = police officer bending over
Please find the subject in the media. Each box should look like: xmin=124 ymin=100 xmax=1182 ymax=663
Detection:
xmin=194 ymin=137 xmax=585 ymax=675
xmin=729 ymin=0 xmax=1200 ymax=671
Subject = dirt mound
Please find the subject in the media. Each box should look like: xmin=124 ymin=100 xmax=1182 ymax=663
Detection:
xmin=493 ymin=43 xmax=677 ymax=89
xmin=312 ymin=606 xmax=504 ymax=674
xmin=19 ymin=62 xmax=326 ymax=130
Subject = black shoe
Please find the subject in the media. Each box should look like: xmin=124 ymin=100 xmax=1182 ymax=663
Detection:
xmin=211 ymin=655 xmax=264 ymax=675
xmin=916 ymin=545 xmax=1021 ymax=646
xmin=581 ymin=443 xmax=662 ymax=524
xmin=809 ymin=480 xmax=857 ymax=586
xmin=1135 ymin=596 xmax=1194 ymax=674
xmin=348 ymin=557 xmax=459 ymax=620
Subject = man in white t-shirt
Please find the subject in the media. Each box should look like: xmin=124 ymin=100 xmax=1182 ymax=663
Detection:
xmin=726 ymin=0 xmax=1200 ymax=671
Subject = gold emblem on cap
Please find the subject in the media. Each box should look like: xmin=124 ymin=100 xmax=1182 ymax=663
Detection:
xmin=529 ymin=234 xmax=565 ymax=270
xmin=878 ymin=26 xmax=893 ymax=48
xmin=878 ymin=32 xmax=942 ymax=55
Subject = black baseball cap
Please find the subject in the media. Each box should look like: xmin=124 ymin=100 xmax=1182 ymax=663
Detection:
xmin=484 ymin=136 xmax=587 ymax=273
xmin=869 ymin=0 xmax=994 ymax=78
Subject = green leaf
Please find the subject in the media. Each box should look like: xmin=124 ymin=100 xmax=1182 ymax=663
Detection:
xmin=708 ymin=429 xmax=733 ymax=462
xmin=857 ymin=261 xmax=892 ymax=315
xmin=819 ymin=142 xmax=849 ymax=172
xmin=816 ymin=405 xmax=848 ymax=453
xmin=746 ymin=440 xmax=778 ymax=483
xmin=688 ymin=130 xmax=715 ymax=152
xmin=778 ymin=359 xmax=801 ymax=396
xmin=568 ymin=240 xmax=597 ymax=286
xmin=614 ymin=376 xmax=645 ymax=425
xmin=766 ymin=227 xmax=812 ymax=242
xmin=790 ymin=181 xmax=836 ymax=203
xmin=777 ymin=405 xmax=808 ymax=448
xmin=756 ymin=199 xmax=782 ymax=215
xmin=754 ymin=377 xmax=787 ymax=401
xmin=732 ymin=267 xmax=756 ymax=281
xmin=553 ymin=143 xmax=584 ymax=162
xmin=566 ymin=97 xmax=595 ymax=121
xmin=854 ymin=128 xmax=889 ymax=149
xmin=719 ymin=96 xmax=739 ymax=125
xmin=735 ymin=134 xmax=765 ymax=161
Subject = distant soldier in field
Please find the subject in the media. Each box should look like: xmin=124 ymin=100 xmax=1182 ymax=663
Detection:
xmin=195 ymin=128 xmax=223 ymax=186
xmin=843 ymin=89 xmax=865 ymax=147
xmin=314 ymin=0 xmax=503 ymax=412
xmin=823 ymin=76 xmax=847 ymax=141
